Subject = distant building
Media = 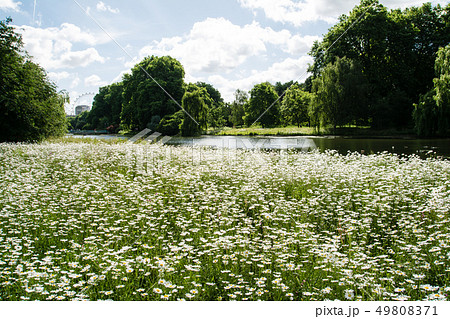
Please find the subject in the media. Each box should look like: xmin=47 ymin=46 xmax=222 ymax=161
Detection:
xmin=75 ymin=105 xmax=91 ymax=116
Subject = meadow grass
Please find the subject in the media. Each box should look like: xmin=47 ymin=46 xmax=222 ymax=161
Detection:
xmin=214 ymin=126 xmax=315 ymax=136
xmin=0 ymin=140 xmax=449 ymax=301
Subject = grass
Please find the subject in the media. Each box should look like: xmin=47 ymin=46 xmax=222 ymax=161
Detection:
xmin=212 ymin=126 xmax=415 ymax=137
xmin=213 ymin=126 xmax=315 ymax=136
xmin=0 ymin=140 xmax=449 ymax=301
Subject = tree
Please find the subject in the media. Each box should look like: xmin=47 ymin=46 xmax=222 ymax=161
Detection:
xmin=230 ymin=89 xmax=248 ymax=127
xmin=274 ymin=81 xmax=294 ymax=102
xmin=157 ymin=110 xmax=183 ymax=136
xmin=0 ymin=18 xmax=67 ymax=142
xmin=311 ymin=57 xmax=369 ymax=133
xmin=309 ymin=0 xmax=450 ymax=128
xmin=413 ymin=89 xmax=438 ymax=137
xmin=196 ymin=82 xmax=224 ymax=105
xmin=414 ymin=44 xmax=450 ymax=136
xmin=195 ymin=82 xmax=228 ymax=130
xmin=245 ymin=82 xmax=280 ymax=128
xmin=121 ymin=56 xmax=185 ymax=131
xmin=88 ymin=82 xmax=123 ymax=130
xmin=434 ymin=44 xmax=450 ymax=135
xmin=281 ymin=84 xmax=312 ymax=127
xmin=69 ymin=111 xmax=90 ymax=131
xmin=180 ymin=84 xmax=209 ymax=136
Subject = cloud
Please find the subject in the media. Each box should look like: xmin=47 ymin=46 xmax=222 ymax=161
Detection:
xmin=85 ymin=74 xmax=108 ymax=87
xmin=70 ymin=77 xmax=80 ymax=89
xmin=209 ymin=56 xmax=313 ymax=102
xmin=238 ymin=0 xmax=449 ymax=26
xmin=48 ymin=71 xmax=70 ymax=82
xmin=111 ymin=69 xmax=129 ymax=84
xmin=17 ymin=23 xmax=107 ymax=70
xmin=96 ymin=1 xmax=119 ymax=14
xmin=238 ymin=0 xmax=350 ymax=26
xmin=139 ymin=17 xmax=314 ymax=75
xmin=0 ymin=0 xmax=21 ymax=11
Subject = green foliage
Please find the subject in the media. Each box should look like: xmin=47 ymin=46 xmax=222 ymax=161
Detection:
xmin=180 ymin=84 xmax=208 ymax=136
xmin=413 ymin=89 xmax=438 ymax=137
xmin=157 ymin=111 xmax=183 ymax=136
xmin=433 ymin=45 xmax=450 ymax=135
xmin=229 ymin=89 xmax=248 ymax=127
xmin=309 ymin=0 xmax=450 ymax=129
xmin=281 ymin=84 xmax=312 ymax=127
xmin=87 ymin=82 xmax=123 ymax=130
xmin=195 ymin=82 xmax=224 ymax=105
xmin=414 ymin=44 xmax=450 ymax=136
xmin=121 ymin=56 xmax=185 ymax=131
xmin=0 ymin=18 xmax=67 ymax=142
xmin=274 ymin=81 xmax=294 ymax=101
xmin=195 ymin=82 xmax=229 ymax=130
xmin=245 ymin=82 xmax=280 ymax=128
xmin=69 ymin=111 xmax=90 ymax=131
xmin=311 ymin=57 xmax=369 ymax=133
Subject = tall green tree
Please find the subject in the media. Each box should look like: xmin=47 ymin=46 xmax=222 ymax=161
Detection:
xmin=88 ymin=82 xmax=123 ymax=130
xmin=245 ymin=82 xmax=280 ymax=128
xmin=311 ymin=57 xmax=369 ymax=133
xmin=413 ymin=89 xmax=438 ymax=137
xmin=414 ymin=44 xmax=450 ymax=136
xmin=281 ymin=84 xmax=312 ymax=127
xmin=274 ymin=81 xmax=294 ymax=101
xmin=195 ymin=82 xmax=228 ymax=130
xmin=434 ymin=44 xmax=450 ymax=135
xmin=180 ymin=84 xmax=209 ymax=136
xmin=196 ymin=82 xmax=224 ymax=105
xmin=230 ymin=89 xmax=248 ymax=127
xmin=0 ymin=18 xmax=67 ymax=142
xmin=309 ymin=0 xmax=450 ymax=128
xmin=121 ymin=56 xmax=185 ymax=131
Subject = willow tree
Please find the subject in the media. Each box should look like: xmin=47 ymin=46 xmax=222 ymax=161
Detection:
xmin=414 ymin=44 xmax=450 ymax=136
xmin=311 ymin=57 xmax=369 ymax=133
xmin=180 ymin=84 xmax=209 ymax=136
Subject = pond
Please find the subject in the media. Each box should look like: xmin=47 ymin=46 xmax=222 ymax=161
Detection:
xmin=167 ymin=136 xmax=450 ymax=158
xmin=67 ymin=134 xmax=450 ymax=158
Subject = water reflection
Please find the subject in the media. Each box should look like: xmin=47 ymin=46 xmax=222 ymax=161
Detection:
xmin=66 ymin=134 xmax=450 ymax=158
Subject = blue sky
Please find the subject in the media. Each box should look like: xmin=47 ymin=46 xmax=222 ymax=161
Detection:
xmin=1 ymin=0 xmax=448 ymax=113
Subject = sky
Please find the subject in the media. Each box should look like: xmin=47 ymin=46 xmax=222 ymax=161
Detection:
xmin=1 ymin=0 xmax=448 ymax=114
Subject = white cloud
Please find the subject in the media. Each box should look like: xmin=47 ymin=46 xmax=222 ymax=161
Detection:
xmin=70 ymin=77 xmax=80 ymax=89
xmin=96 ymin=1 xmax=119 ymax=14
xmin=111 ymin=69 xmax=129 ymax=84
xmin=48 ymin=71 xmax=70 ymax=82
xmin=238 ymin=0 xmax=349 ymax=26
xmin=0 ymin=0 xmax=21 ymax=11
xmin=85 ymin=74 xmax=108 ymax=87
xmin=139 ymin=18 xmax=313 ymax=75
xmin=285 ymin=35 xmax=321 ymax=55
xmin=238 ymin=0 xmax=449 ymax=26
xmin=17 ymin=23 xmax=107 ymax=70
xmin=209 ymin=56 xmax=313 ymax=102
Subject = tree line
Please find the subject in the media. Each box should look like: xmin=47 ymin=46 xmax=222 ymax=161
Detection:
xmin=76 ymin=0 xmax=450 ymax=137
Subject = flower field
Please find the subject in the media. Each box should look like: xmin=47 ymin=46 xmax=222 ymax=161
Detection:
xmin=0 ymin=141 xmax=449 ymax=301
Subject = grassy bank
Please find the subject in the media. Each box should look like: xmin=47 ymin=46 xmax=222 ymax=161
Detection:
xmin=212 ymin=126 xmax=416 ymax=138
xmin=0 ymin=141 xmax=449 ymax=301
